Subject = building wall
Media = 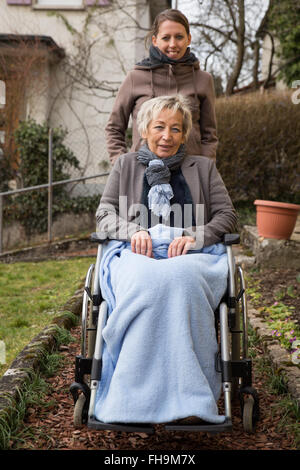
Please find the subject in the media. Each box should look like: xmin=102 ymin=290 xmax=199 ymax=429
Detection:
xmin=0 ymin=1 xmax=152 ymax=192
xmin=260 ymin=33 xmax=287 ymax=91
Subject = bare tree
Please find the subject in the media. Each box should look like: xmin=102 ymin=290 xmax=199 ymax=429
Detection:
xmin=0 ymin=1 xmax=150 ymax=186
xmin=0 ymin=36 xmax=50 ymax=181
xmin=44 ymin=0 xmax=151 ymax=177
xmin=182 ymin=0 xmax=270 ymax=94
xmin=52 ymin=0 xmax=149 ymax=105
xmin=225 ymin=0 xmax=245 ymax=94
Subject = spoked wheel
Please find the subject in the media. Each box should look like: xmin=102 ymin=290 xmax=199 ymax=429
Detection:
xmin=73 ymin=393 xmax=87 ymax=428
xmin=81 ymin=263 xmax=96 ymax=359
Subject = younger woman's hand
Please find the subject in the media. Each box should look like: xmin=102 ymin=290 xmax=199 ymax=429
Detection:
xmin=131 ymin=230 xmax=153 ymax=257
xmin=168 ymin=236 xmax=196 ymax=258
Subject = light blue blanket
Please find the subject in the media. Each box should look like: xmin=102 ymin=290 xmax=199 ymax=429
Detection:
xmin=95 ymin=225 xmax=228 ymax=424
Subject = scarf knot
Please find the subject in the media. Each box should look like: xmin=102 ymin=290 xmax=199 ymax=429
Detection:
xmin=137 ymin=144 xmax=185 ymax=219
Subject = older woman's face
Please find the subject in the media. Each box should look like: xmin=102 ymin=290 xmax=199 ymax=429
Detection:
xmin=142 ymin=108 xmax=185 ymax=158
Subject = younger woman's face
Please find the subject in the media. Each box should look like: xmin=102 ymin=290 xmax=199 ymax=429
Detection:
xmin=152 ymin=20 xmax=191 ymax=60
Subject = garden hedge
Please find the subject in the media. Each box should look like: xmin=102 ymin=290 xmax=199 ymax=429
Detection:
xmin=215 ymin=90 xmax=300 ymax=205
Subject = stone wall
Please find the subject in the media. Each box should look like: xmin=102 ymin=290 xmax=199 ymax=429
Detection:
xmin=241 ymin=225 xmax=300 ymax=269
xmin=2 ymin=211 xmax=96 ymax=252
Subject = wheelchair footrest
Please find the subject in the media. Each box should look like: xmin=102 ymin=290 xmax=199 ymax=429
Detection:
xmin=88 ymin=417 xmax=155 ymax=434
xmin=164 ymin=417 xmax=232 ymax=433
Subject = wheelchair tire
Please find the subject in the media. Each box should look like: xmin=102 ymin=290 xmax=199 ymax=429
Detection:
xmin=242 ymin=395 xmax=255 ymax=433
xmin=73 ymin=394 xmax=86 ymax=427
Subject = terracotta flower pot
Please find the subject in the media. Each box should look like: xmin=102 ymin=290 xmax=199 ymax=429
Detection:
xmin=254 ymin=200 xmax=300 ymax=240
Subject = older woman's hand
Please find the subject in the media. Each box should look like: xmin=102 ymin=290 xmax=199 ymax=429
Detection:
xmin=168 ymin=236 xmax=196 ymax=258
xmin=131 ymin=230 xmax=153 ymax=257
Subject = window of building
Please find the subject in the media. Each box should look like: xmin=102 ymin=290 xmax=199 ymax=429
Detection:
xmin=7 ymin=0 xmax=111 ymax=7
xmin=6 ymin=1 xmax=32 ymax=5
xmin=36 ymin=0 xmax=83 ymax=6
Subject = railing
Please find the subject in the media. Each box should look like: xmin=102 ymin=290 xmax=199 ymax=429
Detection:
xmin=0 ymin=129 xmax=109 ymax=255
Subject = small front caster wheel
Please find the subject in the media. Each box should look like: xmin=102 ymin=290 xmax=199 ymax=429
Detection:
xmin=242 ymin=395 xmax=255 ymax=433
xmin=73 ymin=393 xmax=86 ymax=427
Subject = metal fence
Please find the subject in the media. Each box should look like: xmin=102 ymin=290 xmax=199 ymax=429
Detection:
xmin=0 ymin=129 xmax=109 ymax=255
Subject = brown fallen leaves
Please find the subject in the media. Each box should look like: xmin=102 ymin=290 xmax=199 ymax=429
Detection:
xmin=9 ymin=326 xmax=298 ymax=451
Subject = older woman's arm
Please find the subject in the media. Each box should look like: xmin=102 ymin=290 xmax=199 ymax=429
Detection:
xmin=184 ymin=161 xmax=237 ymax=248
xmin=96 ymin=158 xmax=148 ymax=241
xmin=205 ymin=161 xmax=237 ymax=244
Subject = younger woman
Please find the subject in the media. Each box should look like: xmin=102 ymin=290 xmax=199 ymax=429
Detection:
xmin=105 ymin=9 xmax=218 ymax=164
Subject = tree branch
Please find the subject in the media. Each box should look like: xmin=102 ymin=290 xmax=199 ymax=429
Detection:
xmin=190 ymin=22 xmax=238 ymax=45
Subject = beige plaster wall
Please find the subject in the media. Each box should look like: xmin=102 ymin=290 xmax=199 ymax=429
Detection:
xmin=0 ymin=1 xmax=151 ymax=185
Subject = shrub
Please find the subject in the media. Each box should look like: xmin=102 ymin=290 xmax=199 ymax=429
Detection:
xmin=4 ymin=119 xmax=99 ymax=235
xmin=268 ymin=0 xmax=300 ymax=86
xmin=15 ymin=119 xmax=80 ymax=188
xmin=216 ymin=90 xmax=300 ymax=205
xmin=0 ymin=153 xmax=14 ymax=192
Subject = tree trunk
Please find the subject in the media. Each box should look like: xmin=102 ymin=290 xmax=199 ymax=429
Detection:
xmin=225 ymin=0 xmax=245 ymax=95
xmin=252 ymin=39 xmax=260 ymax=89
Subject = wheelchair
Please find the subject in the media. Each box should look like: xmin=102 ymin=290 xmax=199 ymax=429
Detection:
xmin=70 ymin=232 xmax=259 ymax=435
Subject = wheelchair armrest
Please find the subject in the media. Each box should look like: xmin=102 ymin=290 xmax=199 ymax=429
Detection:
xmin=223 ymin=233 xmax=240 ymax=246
xmin=90 ymin=232 xmax=109 ymax=244
xmin=90 ymin=232 xmax=129 ymax=244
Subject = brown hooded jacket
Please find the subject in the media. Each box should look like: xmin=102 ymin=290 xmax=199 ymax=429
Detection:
xmin=105 ymin=60 xmax=218 ymax=164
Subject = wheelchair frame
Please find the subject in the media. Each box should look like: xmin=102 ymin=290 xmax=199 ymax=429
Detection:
xmin=70 ymin=233 xmax=259 ymax=434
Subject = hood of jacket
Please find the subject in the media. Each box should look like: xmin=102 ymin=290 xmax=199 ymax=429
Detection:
xmin=133 ymin=48 xmax=200 ymax=105
xmin=135 ymin=45 xmax=200 ymax=71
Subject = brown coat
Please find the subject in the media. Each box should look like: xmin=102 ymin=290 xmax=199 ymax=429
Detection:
xmin=96 ymin=152 xmax=236 ymax=248
xmin=105 ymin=61 xmax=218 ymax=164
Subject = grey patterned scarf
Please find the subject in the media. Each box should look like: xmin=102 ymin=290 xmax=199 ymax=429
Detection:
xmin=137 ymin=144 xmax=186 ymax=219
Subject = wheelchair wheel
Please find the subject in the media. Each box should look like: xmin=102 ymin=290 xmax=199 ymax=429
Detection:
xmin=81 ymin=263 xmax=97 ymax=359
xmin=73 ymin=394 xmax=86 ymax=427
xmin=240 ymin=385 xmax=259 ymax=433
xmin=242 ymin=395 xmax=255 ymax=433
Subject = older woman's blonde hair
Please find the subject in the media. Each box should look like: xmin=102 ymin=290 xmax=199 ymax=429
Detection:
xmin=137 ymin=94 xmax=193 ymax=140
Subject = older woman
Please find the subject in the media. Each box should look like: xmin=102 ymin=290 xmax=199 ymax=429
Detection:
xmin=94 ymin=95 xmax=236 ymax=425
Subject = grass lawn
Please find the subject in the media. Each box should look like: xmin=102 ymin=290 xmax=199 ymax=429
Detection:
xmin=0 ymin=257 xmax=94 ymax=377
